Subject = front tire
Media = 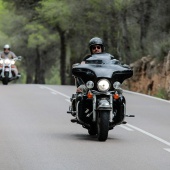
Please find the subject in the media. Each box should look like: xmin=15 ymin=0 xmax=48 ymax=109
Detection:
xmin=97 ymin=111 xmax=110 ymax=141
xmin=2 ymin=72 xmax=9 ymax=85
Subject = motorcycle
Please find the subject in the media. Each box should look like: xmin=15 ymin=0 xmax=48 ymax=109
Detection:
xmin=67 ymin=53 xmax=134 ymax=141
xmin=0 ymin=56 xmax=22 ymax=85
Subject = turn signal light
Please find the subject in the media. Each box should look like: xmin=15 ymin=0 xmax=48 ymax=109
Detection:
xmin=113 ymin=93 xmax=119 ymax=100
xmin=87 ymin=92 xmax=93 ymax=99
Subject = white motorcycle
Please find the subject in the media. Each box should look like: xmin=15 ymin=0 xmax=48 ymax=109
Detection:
xmin=0 ymin=56 xmax=22 ymax=85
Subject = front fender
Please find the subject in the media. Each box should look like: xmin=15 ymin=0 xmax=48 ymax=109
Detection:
xmin=97 ymin=99 xmax=112 ymax=110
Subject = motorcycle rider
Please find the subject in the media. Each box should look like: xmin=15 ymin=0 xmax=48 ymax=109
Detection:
xmin=72 ymin=37 xmax=115 ymax=122
xmin=81 ymin=37 xmax=114 ymax=64
xmin=0 ymin=44 xmax=20 ymax=77
xmin=76 ymin=37 xmax=114 ymax=92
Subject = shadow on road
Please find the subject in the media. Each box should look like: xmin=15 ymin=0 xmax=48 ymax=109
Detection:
xmin=70 ymin=133 xmax=121 ymax=142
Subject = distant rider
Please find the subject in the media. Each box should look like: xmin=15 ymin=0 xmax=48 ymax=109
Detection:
xmin=0 ymin=44 xmax=20 ymax=77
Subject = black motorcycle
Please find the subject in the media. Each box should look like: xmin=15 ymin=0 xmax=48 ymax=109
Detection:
xmin=67 ymin=53 xmax=134 ymax=141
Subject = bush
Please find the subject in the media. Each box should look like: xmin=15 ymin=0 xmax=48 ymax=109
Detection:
xmin=154 ymin=88 xmax=168 ymax=100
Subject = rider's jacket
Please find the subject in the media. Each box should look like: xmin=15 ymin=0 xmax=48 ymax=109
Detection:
xmin=0 ymin=51 xmax=17 ymax=59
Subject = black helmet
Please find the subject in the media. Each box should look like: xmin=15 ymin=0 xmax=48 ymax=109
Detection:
xmin=89 ymin=37 xmax=105 ymax=53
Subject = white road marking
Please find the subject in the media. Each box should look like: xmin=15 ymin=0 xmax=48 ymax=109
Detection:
xmin=164 ymin=148 xmax=170 ymax=152
xmin=126 ymin=124 xmax=170 ymax=148
xmin=124 ymin=90 xmax=170 ymax=152
xmin=65 ymin=99 xmax=71 ymax=103
xmin=124 ymin=90 xmax=170 ymax=103
xmin=40 ymin=86 xmax=70 ymax=99
xmin=120 ymin=125 xmax=134 ymax=131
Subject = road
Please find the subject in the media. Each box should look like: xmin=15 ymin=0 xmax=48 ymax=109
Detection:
xmin=0 ymin=84 xmax=169 ymax=170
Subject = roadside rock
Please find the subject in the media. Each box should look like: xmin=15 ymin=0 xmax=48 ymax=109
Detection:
xmin=127 ymin=52 xmax=170 ymax=99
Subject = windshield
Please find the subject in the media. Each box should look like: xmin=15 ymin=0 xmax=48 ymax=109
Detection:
xmin=85 ymin=53 xmax=120 ymax=65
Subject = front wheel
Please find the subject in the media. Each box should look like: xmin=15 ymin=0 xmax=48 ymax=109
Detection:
xmin=2 ymin=72 xmax=9 ymax=85
xmin=97 ymin=111 xmax=110 ymax=141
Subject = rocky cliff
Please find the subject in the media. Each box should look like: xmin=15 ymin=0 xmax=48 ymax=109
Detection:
xmin=126 ymin=51 xmax=170 ymax=100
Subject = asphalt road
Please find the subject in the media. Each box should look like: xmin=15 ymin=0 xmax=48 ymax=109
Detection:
xmin=0 ymin=84 xmax=170 ymax=170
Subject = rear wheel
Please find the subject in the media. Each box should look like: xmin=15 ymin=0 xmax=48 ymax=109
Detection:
xmin=97 ymin=111 xmax=110 ymax=141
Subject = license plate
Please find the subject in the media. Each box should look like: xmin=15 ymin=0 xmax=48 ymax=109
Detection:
xmin=5 ymin=68 xmax=10 ymax=71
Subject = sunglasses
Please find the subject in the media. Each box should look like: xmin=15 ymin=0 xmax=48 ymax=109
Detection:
xmin=4 ymin=48 xmax=10 ymax=50
xmin=92 ymin=45 xmax=101 ymax=50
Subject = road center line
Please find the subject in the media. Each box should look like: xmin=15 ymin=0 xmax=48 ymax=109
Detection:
xmin=164 ymin=148 xmax=170 ymax=152
xmin=120 ymin=125 xmax=134 ymax=131
xmin=65 ymin=99 xmax=71 ymax=103
xmin=126 ymin=124 xmax=170 ymax=147
xmin=40 ymin=86 xmax=70 ymax=99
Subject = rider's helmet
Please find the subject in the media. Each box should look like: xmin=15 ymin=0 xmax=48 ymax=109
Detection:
xmin=4 ymin=44 xmax=10 ymax=54
xmin=88 ymin=37 xmax=105 ymax=54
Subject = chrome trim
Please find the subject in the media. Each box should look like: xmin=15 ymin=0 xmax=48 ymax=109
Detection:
xmin=76 ymin=101 xmax=89 ymax=127
xmin=122 ymin=103 xmax=126 ymax=122
xmin=76 ymin=101 xmax=80 ymax=121
xmin=86 ymin=111 xmax=93 ymax=117
xmin=98 ymin=101 xmax=110 ymax=108
xmin=93 ymin=94 xmax=96 ymax=122
xmin=110 ymin=95 xmax=113 ymax=122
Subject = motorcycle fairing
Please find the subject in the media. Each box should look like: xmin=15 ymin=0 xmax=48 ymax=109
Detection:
xmin=72 ymin=53 xmax=133 ymax=84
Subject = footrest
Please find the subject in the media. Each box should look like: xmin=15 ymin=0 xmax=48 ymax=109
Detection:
xmin=71 ymin=119 xmax=78 ymax=123
xmin=126 ymin=115 xmax=135 ymax=117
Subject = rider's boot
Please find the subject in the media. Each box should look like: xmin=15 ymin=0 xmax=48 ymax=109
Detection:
xmin=17 ymin=73 xmax=21 ymax=78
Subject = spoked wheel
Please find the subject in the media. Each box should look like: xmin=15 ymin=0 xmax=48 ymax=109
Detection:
xmin=97 ymin=111 xmax=110 ymax=141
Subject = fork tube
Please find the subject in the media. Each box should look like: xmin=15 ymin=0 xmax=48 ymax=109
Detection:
xmin=9 ymin=65 xmax=12 ymax=77
xmin=2 ymin=65 xmax=5 ymax=77
xmin=93 ymin=95 xmax=96 ymax=122
xmin=110 ymin=94 xmax=113 ymax=122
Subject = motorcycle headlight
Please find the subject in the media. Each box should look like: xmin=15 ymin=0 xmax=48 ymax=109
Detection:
xmin=113 ymin=81 xmax=121 ymax=89
xmin=5 ymin=59 xmax=11 ymax=65
xmin=11 ymin=60 xmax=15 ymax=65
xmin=86 ymin=81 xmax=94 ymax=89
xmin=0 ymin=60 xmax=3 ymax=64
xmin=97 ymin=79 xmax=110 ymax=91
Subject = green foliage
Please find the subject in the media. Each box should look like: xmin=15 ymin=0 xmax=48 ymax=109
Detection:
xmin=0 ymin=0 xmax=3 ymax=10
xmin=37 ymin=0 xmax=71 ymax=29
xmin=114 ymin=0 xmax=133 ymax=11
xmin=45 ymin=64 xmax=61 ymax=84
xmin=154 ymin=39 xmax=170 ymax=61
xmin=154 ymin=88 xmax=168 ymax=100
xmin=0 ymin=0 xmax=170 ymax=85
xmin=24 ymin=23 xmax=56 ymax=48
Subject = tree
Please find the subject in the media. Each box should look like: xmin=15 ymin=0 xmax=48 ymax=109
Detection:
xmin=114 ymin=0 xmax=133 ymax=64
xmin=1 ymin=0 xmax=170 ymax=86
xmin=37 ymin=0 xmax=74 ymax=85
xmin=134 ymin=0 xmax=152 ymax=55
